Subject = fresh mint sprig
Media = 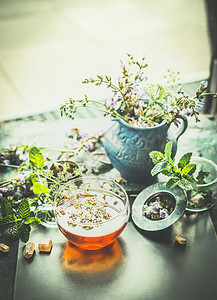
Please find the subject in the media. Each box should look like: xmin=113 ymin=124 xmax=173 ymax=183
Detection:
xmin=149 ymin=141 xmax=208 ymax=190
xmin=28 ymin=146 xmax=50 ymax=194
xmin=0 ymin=198 xmax=41 ymax=242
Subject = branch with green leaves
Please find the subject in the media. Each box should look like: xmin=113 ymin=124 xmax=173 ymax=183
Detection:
xmin=0 ymin=145 xmax=79 ymax=242
xmin=60 ymin=97 xmax=125 ymax=122
xmin=60 ymin=54 xmax=216 ymax=128
xmin=60 ymin=53 xmax=149 ymax=125
xmin=149 ymin=141 xmax=209 ymax=190
xmin=81 ymin=53 xmax=147 ymax=99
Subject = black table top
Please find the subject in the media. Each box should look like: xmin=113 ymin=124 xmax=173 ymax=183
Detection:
xmin=0 ymin=116 xmax=217 ymax=300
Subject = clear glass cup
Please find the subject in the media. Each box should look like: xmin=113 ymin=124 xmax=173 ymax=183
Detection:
xmin=54 ymin=176 xmax=130 ymax=250
xmin=186 ymin=157 xmax=217 ymax=212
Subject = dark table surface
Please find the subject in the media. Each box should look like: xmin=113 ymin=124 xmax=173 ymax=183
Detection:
xmin=14 ymin=211 xmax=217 ymax=300
xmin=0 ymin=115 xmax=217 ymax=300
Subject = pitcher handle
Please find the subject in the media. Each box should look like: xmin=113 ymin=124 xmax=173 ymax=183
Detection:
xmin=167 ymin=115 xmax=188 ymax=157
xmin=174 ymin=114 xmax=188 ymax=140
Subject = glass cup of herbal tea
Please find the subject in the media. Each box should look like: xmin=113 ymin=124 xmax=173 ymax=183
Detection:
xmin=54 ymin=176 xmax=130 ymax=250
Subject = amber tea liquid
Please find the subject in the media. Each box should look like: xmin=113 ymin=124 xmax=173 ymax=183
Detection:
xmin=56 ymin=189 xmax=128 ymax=250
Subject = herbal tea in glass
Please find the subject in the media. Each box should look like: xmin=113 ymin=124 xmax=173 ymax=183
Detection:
xmin=54 ymin=177 xmax=130 ymax=250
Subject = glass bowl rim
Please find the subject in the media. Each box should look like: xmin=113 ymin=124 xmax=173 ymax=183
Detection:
xmin=54 ymin=176 xmax=130 ymax=226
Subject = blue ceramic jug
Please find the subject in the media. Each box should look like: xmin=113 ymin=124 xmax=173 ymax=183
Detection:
xmin=104 ymin=116 xmax=188 ymax=184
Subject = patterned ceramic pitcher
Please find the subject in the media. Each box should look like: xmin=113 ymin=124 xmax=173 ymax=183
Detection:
xmin=104 ymin=116 xmax=188 ymax=184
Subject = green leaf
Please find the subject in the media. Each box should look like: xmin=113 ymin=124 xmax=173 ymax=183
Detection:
xmin=182 ymin=163 xmax=196 ymax=175
xmin=1 ymin=199 xmax=14 ymax=217
xmin=180 ymin=177 xmax=196 ymax=190
xmin=4 ymin=223 xmax=19 ymax=240
xmin=182 ymin=173 xmax=197 ymax=185
xmin=151 ymin=163 xmax=163 ymax=176
xmin=18 ymin=224 xmax=31 ymax=243
xmin=149 ymin=151 xmax=165 ymax=164
xmin=161 ymin=169 xmax=175 ymax=176
xmin=151 ymin=162 xmax=169 ymax=176
xmin=29 ymin=146 xmax=45 ymax=169
xmin=18 ymin=198 xmax=31 ymax=220
xmin=29 ymin=173 xmax=38 ymax=184
xmin=0 ymin=215 xmax=17 ymax=227
xmin=178 ymin=152 xmax=192 ymax=169
xmin=97 ymin=75 xmax=103 ymax=80
xmin=172 ymin=165 xmax=181 ymax=173
xmin=166 ymin=177 xmax=180 ymax=189
xmin=157 ymin=160 xmax=174 ymax=177
xmin=24 ymin=217 xmax=41 ymax=226
xmin=28 ymin=211 xmax=35 ymax=218
xmin=164 ymin=141 xmax=173 ymax=161
xmin=33 ymin=182 xmax=50 ymax=195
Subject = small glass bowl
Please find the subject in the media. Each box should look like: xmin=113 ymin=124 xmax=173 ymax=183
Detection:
xmin=54 ymin=176 xmax=130 ymax=250
xmin=186 ymin=157 xmax=217 ymax=212
xmin=49 ymin=160 xmax=81 ymax=181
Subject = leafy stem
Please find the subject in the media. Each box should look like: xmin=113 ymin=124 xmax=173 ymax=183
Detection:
xmin=60 ymin=100 xmax=126 ymax=122
xmin=149 ymin=141 xmax=208 ymax=190
xmin=83 ymin=78 xmax=125 ymax=99
xmin=0 ymin=163 xmax=20 ymax=168
xmin=0 ymin=180 xmax=13 ymax=187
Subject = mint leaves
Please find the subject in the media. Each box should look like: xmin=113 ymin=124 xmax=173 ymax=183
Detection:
xmin=32 ymin=182 xmax=49 ymax=195
xmin=29 ymin=146 xmax=45 ymax=169
xmin=177 ymin=152 xmax=192 ymax=168
xmin=0 ymin=198 xmax=41 ymax=243
xmin=149 ymin=141 xmax=208 ymax=190
xmin=0 ymin=146 xmax=47 ymax=242
xmin=28 ymin=146 xmax=50 ymax=196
